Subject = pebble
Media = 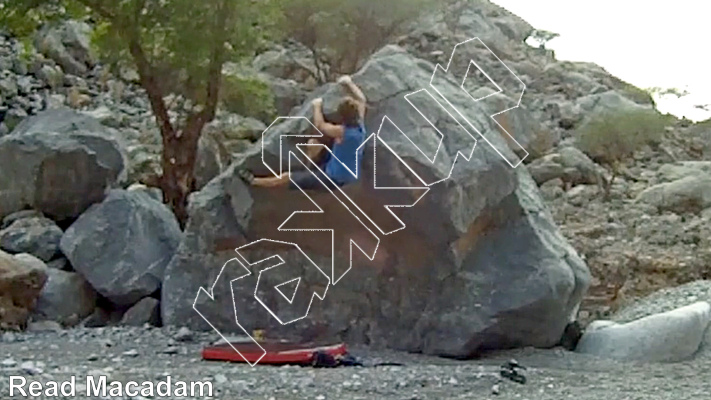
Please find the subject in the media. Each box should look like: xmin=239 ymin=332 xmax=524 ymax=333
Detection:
xmin=123 ymin=349 xmax=139 ymax=357
xmin=1 ymin=358 xmax=17 ymax=367
xmin=20 ymin=361 xmax=43 ymax=375
xmin=2 ymin=332 xmax=17 ymax=342
xmin=174 ymin=327 xmax=193 ymax=342
xmin=492 ymin=384 xmax=500 ymax=395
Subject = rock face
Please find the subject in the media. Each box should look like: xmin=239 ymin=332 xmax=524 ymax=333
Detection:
xmin=0 ymin=250 xmax=48 ymax=329
xmin=576 ymin=302 xmax=711 ymax=363
xmin=162 ymin=45 xmax=590 ymax=357
xmin=31 ymin=268 xmax=97 ymax=326
xmin=60 ymin=190 xmax=182 ymax=307
xmin=0 ymin=109 xmax=128 ymax=221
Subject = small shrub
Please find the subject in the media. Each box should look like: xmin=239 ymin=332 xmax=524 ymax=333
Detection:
xmin=621 ymin=84 xmax=656 ymax=106
xmin=67 ymin=86 xmax=88 ymax=109
xmin=219 ymin=74 xmax=276 ymax=123
xmin=283 ymin=0 xmax=438 ymax=79
xmin=576 ymin=108 xmax=669 ymax=199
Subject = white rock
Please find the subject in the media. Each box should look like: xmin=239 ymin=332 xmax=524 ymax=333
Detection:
xmin=576 ymin=301 xmax=711 ymax=362
xmin=1 ymin=358 xmax=17 ymax=367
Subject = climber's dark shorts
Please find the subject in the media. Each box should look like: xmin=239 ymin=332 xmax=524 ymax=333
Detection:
xmin=288 ymin=151 xmax=345 ymax=192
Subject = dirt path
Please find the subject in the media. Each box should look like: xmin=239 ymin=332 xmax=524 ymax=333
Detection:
xmin=0 ymin=326 xmax=706 ymax=400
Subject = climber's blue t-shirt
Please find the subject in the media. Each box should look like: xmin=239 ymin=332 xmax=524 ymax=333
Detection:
xmin=324 ymin=123 xmax=366 ymax=185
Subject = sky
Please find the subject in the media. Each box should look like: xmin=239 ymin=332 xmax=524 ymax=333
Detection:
xmin=490 ymin=0 xmax=711 ymax=121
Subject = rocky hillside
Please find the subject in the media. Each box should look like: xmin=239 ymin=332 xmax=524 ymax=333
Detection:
xmin=0 ymin=0 xmax=709 ymax=349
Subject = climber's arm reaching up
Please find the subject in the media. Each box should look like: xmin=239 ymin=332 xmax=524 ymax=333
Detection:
xmin=312 ymin=98 xmax=344 ymax=140
xmin=338 ymin=75 xmax=366 ymax=120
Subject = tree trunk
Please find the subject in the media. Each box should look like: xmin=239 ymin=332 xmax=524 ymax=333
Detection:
xmin=118 ymin=0 xmax=229 ymax=228
xmin=161 ymin=0 xmax=229 ymax=227
xmin=161 ymin=124 xmax=202 ymax=227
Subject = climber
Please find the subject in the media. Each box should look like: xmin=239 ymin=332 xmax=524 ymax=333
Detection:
xmin=239 ymin=75 xmax=367 ymax=191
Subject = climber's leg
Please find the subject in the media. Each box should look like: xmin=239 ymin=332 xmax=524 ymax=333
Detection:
xmin=242 ymin=138 xmax=335 ymax=189
xmin=251 ymin=172 xmax=291 ymax=188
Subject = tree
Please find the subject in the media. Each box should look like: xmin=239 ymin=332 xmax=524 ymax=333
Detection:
xmin=576 ymin=109 xmax=669 ymax=200
xmin=527 ymin=29 xmax=559 ymax=49
xmin=645 ymin=86 xmax=690 ymax=99
xmin=284 ymin=0 xmax=437 ymax=82
xmin=1 ymin=0 xmax=283 ymax=226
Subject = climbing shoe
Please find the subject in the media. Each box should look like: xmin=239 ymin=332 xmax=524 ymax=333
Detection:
xmin=237 ymin=168 xmax=254 ymax=185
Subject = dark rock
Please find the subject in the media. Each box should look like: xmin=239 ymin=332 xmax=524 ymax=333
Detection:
xmin=1 ymin=210 xmax=44 ymax=230
xmin=60 ymin=190 xmax=182 ymax=306
xmin=46 ymin=257 xmax=70 ymax=271
xmin=0 ymin=109 xmax=128 ymax=221
xmin=162 ymin=45 xmax=590 ymax=358
xmin=120 ymin=297 xmax=161 ymax=327
xmin=31 ymin=268 xmax=97 ymax=326
xmin=559 ymin=321 xmax=583 ymax=351
xmin=0 ymin=215 xmax=63 ymax=261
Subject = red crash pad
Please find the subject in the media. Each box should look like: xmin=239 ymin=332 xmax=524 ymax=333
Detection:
xmin=202 ymin=340 xmax=348 ymax=365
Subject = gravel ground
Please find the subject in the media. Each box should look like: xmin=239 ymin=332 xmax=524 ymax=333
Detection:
xmin=0 ymin=326 xmax=708 ymax=400
xmin=612 ymin=280 xmax=711 ymax=322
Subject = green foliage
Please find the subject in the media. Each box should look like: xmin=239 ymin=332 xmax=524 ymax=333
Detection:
xmin=620 ymin=84 xmax=656 ymax=106
xmin=645 ymin=86 xmax=690 ymax=98
xmin=220 ymin=74 xmax=276 ymax=123
xmin=283 ymin=0 xmax=437 ymax=79
xmin=576 ymin=108 xmax=668 ymax=169
xmin=0 ymin=0 xmax=87 ymax=37
xmin=3 ymin=0 xmax=284 ymax=110
xmin=576 ymin=108 xmax=669 ymax=199
xmin=2 ymin=0 xmax=289 ymax=221
xmin=17 ymin=37 xmax=35 ymax=64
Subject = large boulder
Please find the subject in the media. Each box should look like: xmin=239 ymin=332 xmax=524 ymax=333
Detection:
xmin=0 ymin=109 xmax=128 ymax=221
xmin=0 ymin=250 xmax=48 ymax=329
xmin=12 ymin=107 xmax=104 ymax=135
xmin=636 ymin=175 xmax=711 ymax=214
xmin=608 ymin=280 xmax=711 ymax=360
xmin=162 ymin=45 xmax=590 ymax=357
xmin=11 ymin=108 xmax=128 ymax=174
xmin=60 ymin=190 xmax=182 ymax=307
xmin=575 ymin=301 xmax=711 ymax=363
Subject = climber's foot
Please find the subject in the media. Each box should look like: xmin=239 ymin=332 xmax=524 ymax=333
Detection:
xmin=237 ymin=168 xmax=254 ymax=185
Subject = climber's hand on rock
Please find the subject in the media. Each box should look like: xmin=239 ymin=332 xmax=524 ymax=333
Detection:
xmin=311 ymin=98 xmax=323 ymax=108
xmin=337 ymin=75 xmax=352 ymax=85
